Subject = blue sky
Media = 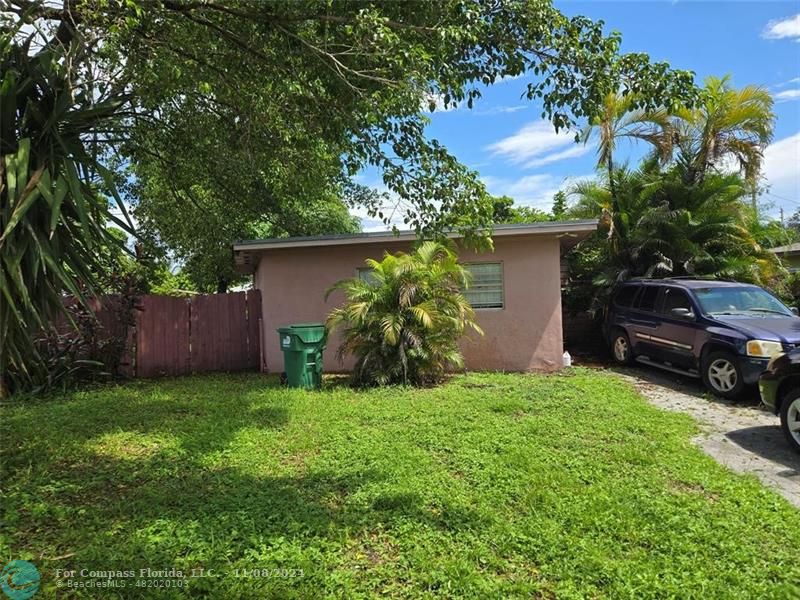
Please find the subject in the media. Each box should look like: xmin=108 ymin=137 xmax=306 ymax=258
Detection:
xmin=358 ymin=1 xmax=800 ymax=230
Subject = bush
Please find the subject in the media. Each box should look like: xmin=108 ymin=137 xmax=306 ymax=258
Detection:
xmin=326 ymin=241 xmax=482 ymax=386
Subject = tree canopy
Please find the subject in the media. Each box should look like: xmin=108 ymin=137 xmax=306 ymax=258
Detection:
xmin=1 ymin=0 xmax=702 ymax=395
xmin=6 ymin=0 xmax=699 ymax=237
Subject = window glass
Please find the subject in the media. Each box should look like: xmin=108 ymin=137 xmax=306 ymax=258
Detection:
xmin=636 ymin=286 xmax=661 ymax=312
xmin=613 ymin=286 xmax=638 ymax=308
xmin=357 ymin=267 xmax=379 ymax=286
xmin=694 ymin=286 xmax=793 ymax=316
xmin=464 ymin=263 xmax=503 ymax=309
xmin=661 ymin=288 xmax=693 ymax=314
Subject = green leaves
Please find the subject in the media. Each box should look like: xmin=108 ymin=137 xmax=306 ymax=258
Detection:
xmin=565 ymin=157 xmax=784 ymax=304
xmin=0 ymin=31 xmax=130 ymax=396
xmin=326 ymin=242 xmax=481 ymax=387
xmin=104 ymin=0 xmax=699 ymax=248
xmin=678 ymin=76 xmax=774 ymax=185
xmin=565 ymin=75 xmax=783 ymax=309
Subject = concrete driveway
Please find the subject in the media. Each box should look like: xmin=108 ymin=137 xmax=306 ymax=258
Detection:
xmin=614 ymin=366 xmax=800 ymax=508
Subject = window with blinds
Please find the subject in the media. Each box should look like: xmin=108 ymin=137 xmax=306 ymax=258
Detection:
xmin=464 ymin=262 xmax=504 ymax=309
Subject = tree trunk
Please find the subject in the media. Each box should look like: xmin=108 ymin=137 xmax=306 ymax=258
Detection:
xmin=606 ymin=153 xmax=620 ymax=254
xmin=607 ymin=153 xmax=617 ymax=212
xmin=216 ymin=277 xmax=229 ymax=294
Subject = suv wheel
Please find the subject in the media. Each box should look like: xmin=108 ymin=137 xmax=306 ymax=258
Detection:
xmin=611 ymin=330 xmax=634 ymax=365
xmin=780 ymin=389 xmax=800 ymax=454
xmin=702 ymin=351 xmax=745 ymax=399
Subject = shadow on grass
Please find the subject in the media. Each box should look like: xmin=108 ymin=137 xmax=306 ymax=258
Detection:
xmin=3 ymin=374 xmax=289 ymax=464
xmin=16 ymin=451 xmax=486 ymax=575
xmin=2 ymin=374 xmax=486 ymax=576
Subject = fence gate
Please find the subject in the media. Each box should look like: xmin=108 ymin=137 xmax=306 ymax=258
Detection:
xmin=135 ymin=290 xmax=261 ymax=377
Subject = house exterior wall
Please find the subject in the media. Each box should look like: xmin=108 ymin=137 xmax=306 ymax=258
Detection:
xmin=254 ymin=234 xmax=564 ymax=373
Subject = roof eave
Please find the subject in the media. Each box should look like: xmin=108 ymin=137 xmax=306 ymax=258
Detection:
xmin=232 ymin=220 xmax=598 ymax=274
xmin=233 ymin=220 xmax=598 ymax=252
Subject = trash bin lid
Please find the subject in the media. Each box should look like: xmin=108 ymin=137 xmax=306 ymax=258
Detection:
xmin=288 ymin=323 xmax=327 ymax=344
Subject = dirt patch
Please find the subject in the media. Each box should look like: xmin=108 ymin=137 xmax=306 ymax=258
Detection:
xmin=667 ymin=479 xmax=720 ymax=503
xmin=615 ymin=367 xmax=800 ymax=508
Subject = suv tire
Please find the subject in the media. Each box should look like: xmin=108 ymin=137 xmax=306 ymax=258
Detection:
xmin=702 ymin=350 xmax=745 ymax=399
xmin=610 ymin=329 xmax=635 ymax=365
xmin=779 ymin=388 xmax=800 ymax=454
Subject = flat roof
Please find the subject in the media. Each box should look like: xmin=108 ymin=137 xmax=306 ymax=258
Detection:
xmin=233 ymin=220 xmax=598 ymax=273
xmin=770 ymin=242 xmax=800 ymax=255
xmin=234 ymin=220 xmax=597 ymax=251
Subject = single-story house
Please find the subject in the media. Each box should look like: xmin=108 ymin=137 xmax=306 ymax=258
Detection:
xmin=233 ymin=220 xmax=597 ymax=374
xmin=769 ymin=242 xmax=800 ymax=273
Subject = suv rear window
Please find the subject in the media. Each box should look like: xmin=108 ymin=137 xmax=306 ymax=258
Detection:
xmin=613 ymin=286 xmax=638 ymax=308
xmin=636 ymin=286 xmax=661 ymax=312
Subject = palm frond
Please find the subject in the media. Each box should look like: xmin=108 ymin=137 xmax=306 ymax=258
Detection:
xmin=325 ymin=241 xmax=482 ymax=386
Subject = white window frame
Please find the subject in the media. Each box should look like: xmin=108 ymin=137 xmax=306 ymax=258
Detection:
xmin=463 ymin=262 xmax=504 ymax=310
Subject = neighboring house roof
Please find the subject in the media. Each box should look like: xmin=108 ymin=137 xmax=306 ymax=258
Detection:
xmin=233 ymin=220 xmax=598 ymax=273
xmin=769 ymin=242 xmax=800 ymax=256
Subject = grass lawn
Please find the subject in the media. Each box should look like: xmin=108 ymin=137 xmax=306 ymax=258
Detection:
xmin=2 ymin=369 xmax=799 ymax=598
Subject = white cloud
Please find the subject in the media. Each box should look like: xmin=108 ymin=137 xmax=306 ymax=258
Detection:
xmin=347 ymin=184 xmax=410 ymax=232
xmin=762 ymin=14 xmax=800 ymax=41
xmin=421 ymin=92 xmax=459 ymax=113
xmin=482 ymin=173 xmax=594 ymax=209
xmin=775 ymin=89 xmax=800 ymax=101
xmin=526 ymin=145 xmax=591 ymax=168
xmin=764 ymin=131 xmax=800 ymax=186
xmin=497 ymin=73 xmax=524 ymax=83
xmin=485 ymin=120 xmax=587 ymax=168
xmin=776 ymin=77 xmax=800 ymax=87
xmin=762 ymin=131 xmax=800 ymax=214
xmin=474 ymin=105 xmax=527 ymax=116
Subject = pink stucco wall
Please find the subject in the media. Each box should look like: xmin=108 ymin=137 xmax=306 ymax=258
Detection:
xmin=254 ymin=234 xmax=564 ymax=373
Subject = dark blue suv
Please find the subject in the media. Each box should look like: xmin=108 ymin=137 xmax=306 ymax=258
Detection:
xmin=604 ymin=279 xmax=800 ymax=398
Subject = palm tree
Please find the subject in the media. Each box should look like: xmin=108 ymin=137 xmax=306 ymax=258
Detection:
xmin=567 ymin=161 xmax=662 ymax=285
xmin=567 ymin=159 xmax=783 ymax=288
xmin=326 ymin=241 xmax=482 ymax=386
xmin=565 ymin=79 xmax=781 ymax=312
xmin=673 ymin=76 xmax=774 ymax=186
xmin=581 ymin=92 xmax=674 ymax=204
xmin=638 ymin=160 xmax=782 ymax=285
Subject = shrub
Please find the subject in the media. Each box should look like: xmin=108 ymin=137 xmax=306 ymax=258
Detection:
xmin=326 ymin=242 xmax=482 ymax=386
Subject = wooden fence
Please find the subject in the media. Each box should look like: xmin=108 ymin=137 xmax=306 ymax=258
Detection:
xmin=68 ymin=291 xmax=262 ymax=378
xmin=135 ymin=291 xmax=261 ymax=377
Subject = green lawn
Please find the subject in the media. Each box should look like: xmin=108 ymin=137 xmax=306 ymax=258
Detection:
xmin=1 ymin=370 xmax=798 ymax=598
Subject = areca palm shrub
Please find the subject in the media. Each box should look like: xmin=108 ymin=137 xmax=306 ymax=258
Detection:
xmin=326 ymin=242 xmax=483 ymax=387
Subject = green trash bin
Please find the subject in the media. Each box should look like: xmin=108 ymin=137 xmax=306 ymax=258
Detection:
xmin=277 ymin=323 xmax=327 ymax=389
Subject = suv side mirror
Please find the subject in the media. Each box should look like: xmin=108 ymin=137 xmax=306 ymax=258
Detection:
xmin=670 ymin=307 xmax=694 ymax=320
xmin=792 ymin=307 xmax=799 ymax=316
